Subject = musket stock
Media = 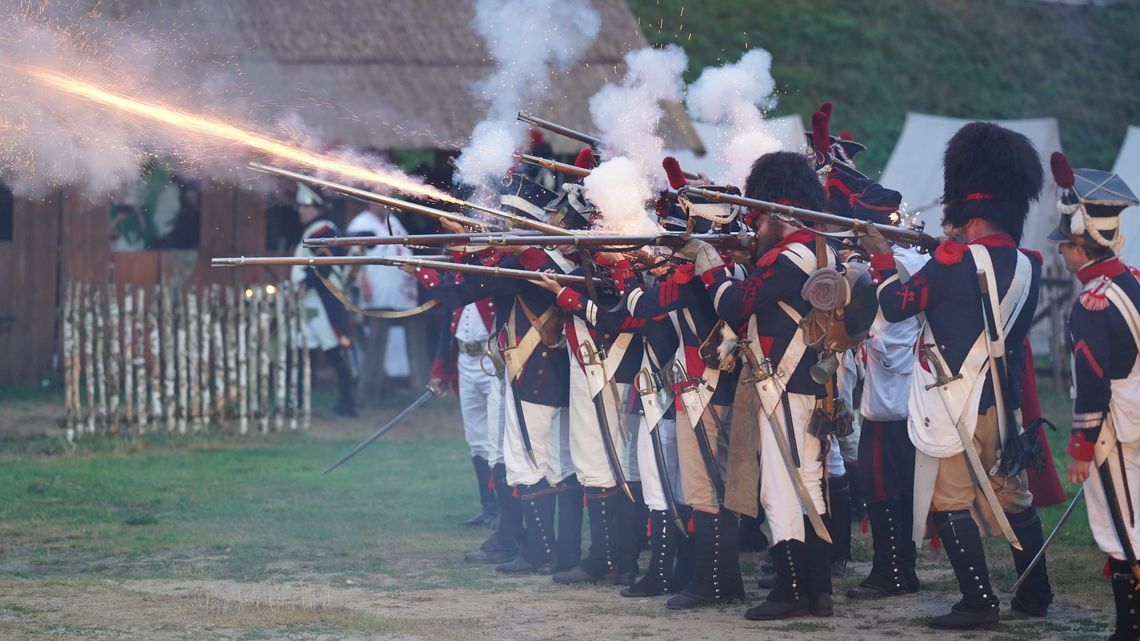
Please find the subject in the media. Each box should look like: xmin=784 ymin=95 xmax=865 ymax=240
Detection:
xmin=679 ymin=185 xmax=939 ymax=251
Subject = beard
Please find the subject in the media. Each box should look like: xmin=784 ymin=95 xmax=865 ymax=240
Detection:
xmin=749 ymin=223 xmax=787 ymax=261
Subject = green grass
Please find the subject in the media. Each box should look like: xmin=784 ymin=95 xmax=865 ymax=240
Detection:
xmin=628 ymin=0 xmax=1140 ymax=177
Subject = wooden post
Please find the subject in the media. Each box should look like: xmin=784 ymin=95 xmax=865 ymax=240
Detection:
xmin=175 ymin=288 xmax=187 ymax=434
xmin=187 ymin=288 xmax=200 ymax=432
xmin=248 ymin=287 xmax=260 ymax=429
xmin=212 ymin=286 xmax=225 ymax=427
xmin=62 ymin=282 xmax=76 ymax=440
xmin=135 ymin=286 xmax=147 ymax=433
xmin=199 ymin=286 xmax=211 ymax=430
xmin=274 ymin=286 xmax=286 ymax=432
xmin=259 ymin=286 xmax=271 ymax=434
xmin=287 ymin=283 xmax=299 ymax=431
xmin=226 ymin=287 xmax=239 ymax=419
xmin=106 ymin=284 xmax=121 ymax=433
xmin=93 ymin=287 xmax=107 ymax=434
xmin=238 ymin=286 xmax=249 ymax=435
xmin=122 ymin=288 xmax=134 ymax=430
xmin=299 ymin=286 xmax=311 ymax=430
xmin=83 ymin=284 xmax=96 ymax=436
xmin=149 ymin=286 xmax=163 ymax=431
xmin=160 ymin=286 xmax=174 ymax=432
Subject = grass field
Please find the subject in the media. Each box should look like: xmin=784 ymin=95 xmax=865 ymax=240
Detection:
xmin=0 ymin=383 xmax=1122 ymax=640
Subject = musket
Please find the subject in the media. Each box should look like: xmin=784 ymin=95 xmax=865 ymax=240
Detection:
xmin=518 ymin=112 xmax=702 ymax=181
xmin=249 ymin=162 xmax=572 ymax=236
xmin=306 ymin=231 xmax=757 ymax=251
xmin=519 ymin=154 xmax=591 ymax=178
xmin=213 ymin=255 xmax=599 ymax=287
xmin=679 ymin=185 xmax=939 ymax=251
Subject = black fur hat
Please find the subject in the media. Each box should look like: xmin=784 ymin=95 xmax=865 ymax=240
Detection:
xmin=941 ymin=122 xmax=1043 ymax=242
xmin=745 ymin=151 xmax=826 ymax=215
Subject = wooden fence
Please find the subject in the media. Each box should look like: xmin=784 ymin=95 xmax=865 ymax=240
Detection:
xmin=61 ymin=281 xmax=308 ymax=439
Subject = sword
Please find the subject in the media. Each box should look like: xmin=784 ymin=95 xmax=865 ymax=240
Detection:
xmin=738 ymin=340 xmax=831 ymax=543
xmin=321 ymin=387 xmax=440 ymax=475
xmin=672 ymin=361 xmax=726 ymax=505
xmin=1010 ymin=487 xmax=1083 ymax=593
xmin=636 ymin=367 xmax=687 ymax=536
xmin=579 ymin=342 xmax=634 ymax=502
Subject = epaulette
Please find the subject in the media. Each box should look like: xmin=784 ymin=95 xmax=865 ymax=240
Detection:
xmin=519 ymin=248 xmax=547 ymax=271
xmin=1019 ymin=248 xmax=1043 ymax=265
xmin=672 ymin=263 xmax=696 ymax=285
xmin=933 ymin=239 xmax=967 ymax=266
xmin=1129 ymin=266 xmax=1140 ymax=279
xmin=1079 ymin=276 xmax=1112 ymax=312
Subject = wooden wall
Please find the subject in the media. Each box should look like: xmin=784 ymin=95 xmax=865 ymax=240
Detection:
xmin=0 ymin=182 xmax=273 ymax=385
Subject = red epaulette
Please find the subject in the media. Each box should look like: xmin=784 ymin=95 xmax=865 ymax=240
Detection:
xmin=672 ymin=263 xmax=696 ymax=285
xmin=1019 ymin=248 xmax=1044 ymax=265
xmin=1079 ymin=277 xmax=1111 ymax=312
xmin=933 ymin=240 xmax=968 ymax=266
xmin=519 ymin=248 xmax=547 ymax=271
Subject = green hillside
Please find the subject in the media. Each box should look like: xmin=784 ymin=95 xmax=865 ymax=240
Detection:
xmin=628 ymin=0 xmax=1140 ymax=177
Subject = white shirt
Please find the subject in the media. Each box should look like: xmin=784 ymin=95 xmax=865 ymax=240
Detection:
xmin=346 ymin=210 xmax=417 ymax=310
xmin=861 ymin=245 xmax=928 ymax=421
xmin=455 ymin=303 xmax=490 ymax=344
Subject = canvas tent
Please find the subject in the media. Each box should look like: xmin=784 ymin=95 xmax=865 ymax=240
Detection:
xmin=1112 ymin=127 xmax=1140 ymax=267
xmin=879 ymin=113 xmax=1064 ymax=259
xmin=666 ymin=115 xmax=806 ymax=184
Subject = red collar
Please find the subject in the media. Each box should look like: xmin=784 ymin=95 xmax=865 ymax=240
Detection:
xmin=754 ymin=230 xmax=817 ymax=268
xmin=1076 ymin=258 xmax=1126 ymax=285
xmin=969 ymin=233 xmax=1017 ymax=249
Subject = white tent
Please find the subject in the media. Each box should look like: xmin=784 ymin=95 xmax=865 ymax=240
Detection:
xmin=666 ymin=115 xmax=806 ymax=184
xmin=1112 ymin=126 xmax=1140 ymax=267
xmin=879 ymin=113 xmax=1064 ymax=258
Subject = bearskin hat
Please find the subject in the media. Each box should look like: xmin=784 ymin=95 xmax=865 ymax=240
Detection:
xmin=745 ymin=151 xmax=826 ymax=216
xmin=941 ymin=122 xmax=1043 ymax=242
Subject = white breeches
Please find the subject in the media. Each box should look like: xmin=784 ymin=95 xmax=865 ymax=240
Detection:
xmin=759 ymin=392 xmax=827 ymax=544
xmin=1084 ymin=440 xmax=1140 ymax=561
xmin=502 ymin=382 xmax=573 ymax=487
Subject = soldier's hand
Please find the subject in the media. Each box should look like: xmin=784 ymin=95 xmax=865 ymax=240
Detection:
xmin=439 ymin=219 xmax=466 ymax=234
xmin=1065 ymin=457 xmax=1092 ymax=485
xmin=532 ymin=271 xmax=563 ymax=293
xmin=677 ymin=238 xmax=722 ymax=276
xmin=398 ymin=264 xmax=417 ymax=274
xmin=855 ymin=221 xmax=891 ymax=255
xmin=427 ymin=378 xmax=449 ymax=397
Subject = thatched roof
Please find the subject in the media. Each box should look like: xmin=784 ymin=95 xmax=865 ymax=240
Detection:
xmin=91 ymin=0 xmax=703 ymax=153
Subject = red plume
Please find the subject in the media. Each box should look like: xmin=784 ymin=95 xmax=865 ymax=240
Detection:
xmin=529 ymin=128 xmax=544 ymax=145
xmin=811 ymin=109 xmax=831 ymax=156
xmin=662 ymin=156 xmax=688 ymax=189
xmin=574 ymin=147 xmax=595 ymax=169
xmin=1050 ymin=152 xmax=1075 ymax=189
xmin=838 ymin=130 xmax=855 ymax=141
xmin=819 ymin=101 xmax=833 ymax=117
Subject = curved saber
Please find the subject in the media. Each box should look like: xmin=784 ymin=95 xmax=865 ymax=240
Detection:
xmin=321 ymin=389 xmax=438 ymax=475
xmin=1010 ymin=487 xmax=1083 ymax=593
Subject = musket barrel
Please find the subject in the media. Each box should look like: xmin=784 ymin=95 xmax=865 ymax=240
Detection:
xmin=211 ymin=255 xmax=424 ymax=268
xmin=304 ymin=231 xmax=754 ymax=250
xmin=519 ymin=154 xmax=591 ymax=178
xmin=679 ymin=186 xmax=938 ymax=251
xmin=305 ymin=232 xmax=538 ymax=248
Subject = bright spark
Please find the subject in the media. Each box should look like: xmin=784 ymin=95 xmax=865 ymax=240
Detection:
xmin=12 ymin=64 xmax=461 ymax=204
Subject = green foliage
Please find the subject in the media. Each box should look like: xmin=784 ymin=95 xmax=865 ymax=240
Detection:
xmin=628 ymin=0 xmax=1140 ymax=176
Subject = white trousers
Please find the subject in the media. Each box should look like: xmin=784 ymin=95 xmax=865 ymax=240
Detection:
xmin=759 ymin=392 xmax=826 ymax=544
xmin=637 ymin=416 xmax=681 ymax=512
xmin=502 ymin=381 xmax=573 ymax=487
xmin=457 ymin=352 xmax=502 ymax=463
xmin=1084 ymin=440 xmax=1140 ymax=561
xmin=568 ymin=361 xmax=637 ymax=487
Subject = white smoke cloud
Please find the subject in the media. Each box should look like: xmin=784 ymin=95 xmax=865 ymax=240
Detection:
xmin=582 ymin=157 xmax=657 ymax=235
xmin=454 ymin=0 xmax=601 ymax=188
xmin=685 ymin=49 xmax=782 ymax=186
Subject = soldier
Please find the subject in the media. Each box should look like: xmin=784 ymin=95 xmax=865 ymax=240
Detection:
xmin=291 ymin=183 xmax=356 ymax=418
xmin=681 ymin=151 xmax=837 ymax=619
xmin=1049 ymin=151 xmax=1140 ymax=641
xmin=858 ymin=122 xmax=1053 ymax=629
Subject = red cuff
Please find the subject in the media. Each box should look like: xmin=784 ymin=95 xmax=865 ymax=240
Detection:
xmin=430 ymin=357 xmax=451 ymax=381
xmin=869 ymin=252 xmax=896 ymax=283
xmin=556 ymin=287 xmax=586 ymax=312
xmin=414 ymin=267 xmax=441 ymax=288
xmin=699 ymin=268 xmax=720 ymax=288
xmin=612 ymin=259 xmax=635 ymax=293
xmin=1067 ymin=430 xmax=1096 ymax=462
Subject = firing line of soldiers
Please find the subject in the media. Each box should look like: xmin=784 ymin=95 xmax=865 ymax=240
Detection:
xmin=217 ymin=102 xmax=1140 ymax=638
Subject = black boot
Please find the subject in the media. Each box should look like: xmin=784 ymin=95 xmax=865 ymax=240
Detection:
xmin=463 ymin=464 xmax=520 ymax=564
xmin=325 ymin=347 xmax=357 ymax=418
xmin=744 ymin=540 xmax=810 ymax=620
xmin=805 ymin=515 xmax=835 ymax=617
xmin=622 ymin=510 xmax=679 ymax=597
xmin=847 ymin=460 xmax=866 ymax=525
xmin=665 ymin=510 xmax=746 ymax=609
xmin=617 ymin=482 xmax=645 ymax=586
xmin=459 ymin=456 xmax=498 ymax=527
xmin=846 ymin=500 xmax=908 ymax=599
xmin=1007 ymin=507 xmax=1054 ymax=617
xmin=668 ymin=506 xmax=695 ymax=592
xmin=1109 ymin=557 xmax=1140 ymax=641
xmin=927 ymin=511 xmax=999 ymax=630
xmin=497 ymin=481 xmax=557 ymax=574
xmin=739 ymin=513 xmax=770 ymax=552
xmin=829 ymin=475 xmax=851 ymax=576
xmin=552 ymin=486 xmax=621 ymax=584
xmin=555 ymin=476 xmax=584 ymax=572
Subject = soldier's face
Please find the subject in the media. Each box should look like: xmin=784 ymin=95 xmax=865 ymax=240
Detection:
xmin=1057 ymin=241 xmax=1088 ymax=273
xmin=753 ymin=213 xmax=785 ymax=257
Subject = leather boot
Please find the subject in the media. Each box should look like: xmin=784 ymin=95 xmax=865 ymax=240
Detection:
xmin=665 ymin=510 xmax=746 ymax=609
xmin=927 ymin=510 xmax=999 ymax=630
xmin=459 ymin=456 xmax=498 ymax=527
xmin=846 ymin=500 xmax=908 ymax=599
xmin=668 ymin=505 xmax=695 ymax=592
xmin=617 ymin=482 xmax=644 ymax=586
xmin=828 ymin=475 xmax=851 ymax=576
xmin=326 ymin=347 xmax=357 ymax=418
xmin=622 ymin=509 xmax=680 ymax=597
xmin=805 ymin=515 xmax=834 ymax=617
xmin=1109 ymin=557 xmax=1140 ymax=641
xmin=744 ymin=540 xmax=810 ymax=620
xmin=463 ymin=464 xmax=520 ymax=564
xmin=552 ymin=486 xmax=621 ymax=584
xmin=1006 ymin=507 xmax=1053 ymax=617
xmin=555 ymin=476 xmax=584 ymax=572
xmin=497 ymin=481 xmax=557 ymax=574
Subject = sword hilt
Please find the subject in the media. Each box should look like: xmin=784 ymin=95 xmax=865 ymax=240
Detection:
xmin=577 ymin=341 xmax=601 ymax=366
xmin=635 ymin=367 xmax=657 ymax=397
